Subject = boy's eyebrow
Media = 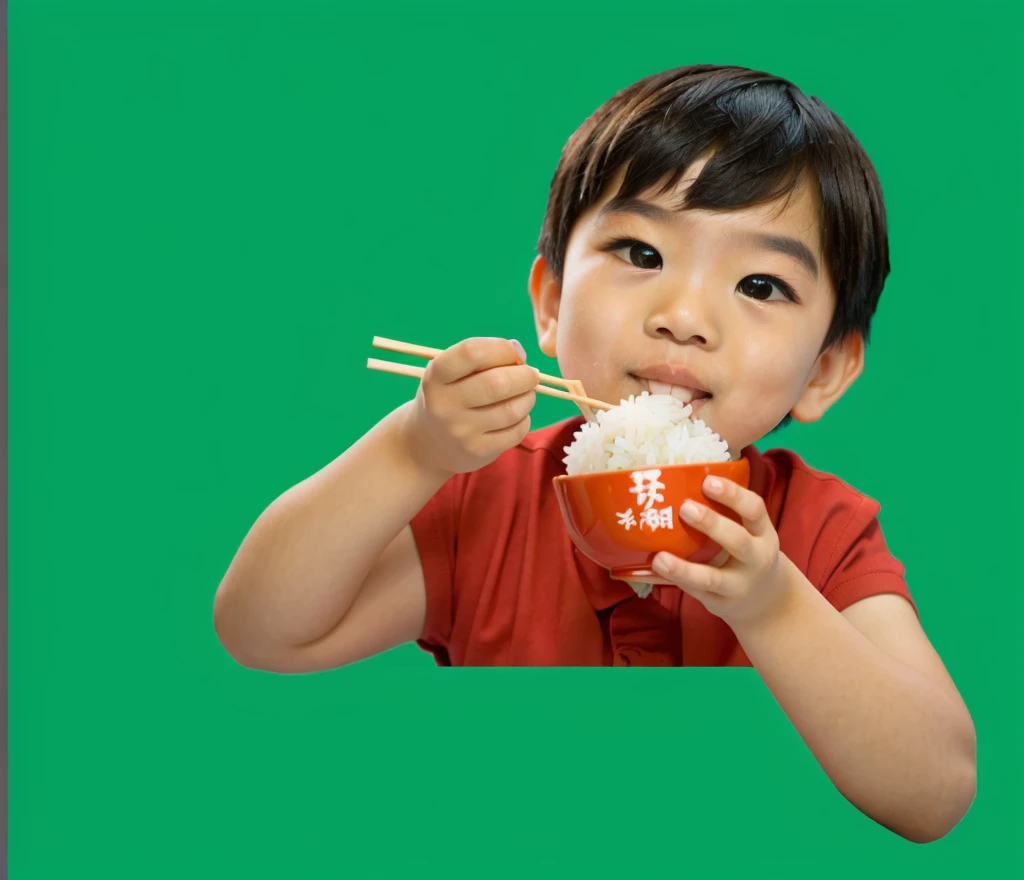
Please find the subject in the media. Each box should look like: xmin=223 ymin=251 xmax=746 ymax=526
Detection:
xmin=598 ymin=195 xmax=676 ymax=225
xmin=598 ymin=196 xmax=820 ymax=279
xmin=736 ymin=232 xmax=819 ymax=280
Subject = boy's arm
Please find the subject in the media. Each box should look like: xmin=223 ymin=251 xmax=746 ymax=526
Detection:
xmin=734 ymin=568 xmax=976 ymax=844
xmin=213 ymin=402 xmax=445 ymax=672
xmin=213 ymin=337 xmax=539 ymax=672
xmin=650 ymin=477 xmax=976 ymax=844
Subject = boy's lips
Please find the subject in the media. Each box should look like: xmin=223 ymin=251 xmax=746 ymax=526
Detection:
xmin=685 ymin=395 xmax=710 ymax=416
xmin=633 ymin=364 xmax=711 ymax=394
xmin=630 ymin=366 xmax=713 ymax=414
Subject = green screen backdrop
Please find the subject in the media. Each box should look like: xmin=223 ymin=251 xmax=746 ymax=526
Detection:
xmin=11 ymin=0 xmax=1022 ymax=876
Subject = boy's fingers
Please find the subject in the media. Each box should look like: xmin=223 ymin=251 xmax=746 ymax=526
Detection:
xmin=476 ymin=389 xmax=537 ymax=432
xmin=479 ymin=414 xmax=533 ymax=448
xmin=458 ymin=364 xmax=541 ymax=408
xmin=708 ymin=548 xmax=731 ymax=567
xmin=652 ymin=553 xmax=727 ymax=595
xmin=429 ymin=338 xmax=523 ymax=384
xmin=702 ymin=477 xmax=771 ymax=536
xmin=679 ymin=501 xmax=757 ymax=565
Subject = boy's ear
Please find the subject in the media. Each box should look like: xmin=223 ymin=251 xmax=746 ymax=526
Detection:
xmin=528 ymin=255 xmax=561 ymax=358
xmin=790 ymin=333 xmax=865 ymax=424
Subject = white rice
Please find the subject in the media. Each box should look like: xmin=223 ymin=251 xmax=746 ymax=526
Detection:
xmin=562 ymin=392 xmax=730 ymax=476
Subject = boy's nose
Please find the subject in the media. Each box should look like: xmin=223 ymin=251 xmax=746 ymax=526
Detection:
xmin=643 ymin=291 xmax=719 ymax=348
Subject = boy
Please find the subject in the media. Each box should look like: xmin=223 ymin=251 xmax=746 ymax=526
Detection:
xmin=214 ymin=65 xmax=975 ymax=841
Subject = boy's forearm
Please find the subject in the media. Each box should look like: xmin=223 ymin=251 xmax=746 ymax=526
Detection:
xmin=214 ymin=401 xmax=449 ymax=658
xmin=732 ymin=558 xmax=976 ymax=843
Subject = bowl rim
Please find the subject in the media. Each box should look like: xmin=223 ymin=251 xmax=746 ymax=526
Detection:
xmin=553 ymin=457 xmax=750 ymax=484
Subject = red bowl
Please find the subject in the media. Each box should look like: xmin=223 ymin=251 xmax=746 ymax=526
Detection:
xmin=552 ymin=459 xmax=751 ymax=581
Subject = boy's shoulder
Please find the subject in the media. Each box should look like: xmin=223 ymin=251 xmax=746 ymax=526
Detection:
xmin=748 ymin=444 xmax=908 ymax=607
xmin=746 ymin=444 xmax=881 ymax=511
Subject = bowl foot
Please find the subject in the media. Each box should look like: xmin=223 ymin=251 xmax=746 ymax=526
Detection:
xmin=609 ymin=565 xmax=657 ymax=581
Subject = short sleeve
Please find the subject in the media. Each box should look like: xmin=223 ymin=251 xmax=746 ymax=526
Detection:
xmin=408 ymin=474 xmax=467 ymax=662
xmin=819 ymin=495 xmax=917 ymax=617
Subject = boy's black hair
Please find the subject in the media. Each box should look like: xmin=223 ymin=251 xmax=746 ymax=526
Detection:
xmin=537 ymin=65 xmax=890 ymax=435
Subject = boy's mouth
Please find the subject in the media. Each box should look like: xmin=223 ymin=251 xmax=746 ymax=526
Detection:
xmin=630 ymin=369 xmax=713 ymax=415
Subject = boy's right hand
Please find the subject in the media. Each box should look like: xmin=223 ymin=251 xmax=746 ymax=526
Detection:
xmin=399 ymin=337 xmax=541 ymax=477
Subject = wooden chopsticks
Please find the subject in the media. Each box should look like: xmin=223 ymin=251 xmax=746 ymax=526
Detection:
xmin=367 ymin=336 xmax=614 ymax=419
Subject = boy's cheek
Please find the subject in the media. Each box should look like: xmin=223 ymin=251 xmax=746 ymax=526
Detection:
xmin=556 ymin=313 xmax=633 ymax=393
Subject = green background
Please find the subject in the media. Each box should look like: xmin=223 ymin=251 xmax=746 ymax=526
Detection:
xmin=11 ymin=0 xmax=1021 ymax=876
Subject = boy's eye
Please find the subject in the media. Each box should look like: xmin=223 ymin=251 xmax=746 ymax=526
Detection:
xmin=737 ymin=275 xmax=798 ymax=303
xmin=599 ymin=237 xmax=800 ymax=303
xmin=603 ymin=238 xmax=663 ymax=270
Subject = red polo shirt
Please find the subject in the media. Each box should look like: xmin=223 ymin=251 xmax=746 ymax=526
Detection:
xmin=409 ymin=416 xmax=915 ymax=666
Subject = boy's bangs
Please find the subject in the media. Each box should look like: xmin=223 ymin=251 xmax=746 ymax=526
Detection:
xmin=580 ymin=86 xmax=815 ymax=225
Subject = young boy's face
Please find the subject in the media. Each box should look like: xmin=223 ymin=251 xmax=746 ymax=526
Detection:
xmin=529 ymin=158 xmax=864 ymax=455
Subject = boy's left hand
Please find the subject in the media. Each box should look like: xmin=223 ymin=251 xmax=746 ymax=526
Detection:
xmin=651 ymin=476 xmax=792 ymax=629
